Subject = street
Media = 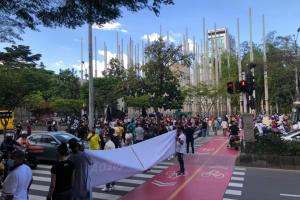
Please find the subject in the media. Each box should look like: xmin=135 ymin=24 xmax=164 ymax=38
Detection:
xmin=28 ymin=137 xmax=208 ymax=200
xmin=238 ymin=167 xmax=300 ymax=200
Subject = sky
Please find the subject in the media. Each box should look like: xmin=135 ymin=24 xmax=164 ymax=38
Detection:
xmin=1 ymin=0 xmax=300 ymax=76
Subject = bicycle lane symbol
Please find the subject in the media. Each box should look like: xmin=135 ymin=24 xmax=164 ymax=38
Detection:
xmin=201 ymin=169 xmax=225 ymax=179
xmin=165 ymin=170 xmax=189 ymax=180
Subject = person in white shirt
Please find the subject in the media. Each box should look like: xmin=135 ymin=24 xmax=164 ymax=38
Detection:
xmin=221 ymin=120 xmax=228 ymax=136
xmin=2 ymin=150 xmax=32 ymax=200
xmin=176 ymin=126 xmax=186 ymax=176
xmin=102 ymin=129 xmax=116 ymax=191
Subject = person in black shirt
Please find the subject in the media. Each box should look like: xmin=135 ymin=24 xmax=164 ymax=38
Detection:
xmin=184 ymin=123 xmax=195 ymax=154
xmin=47 ymin=143 xmax=74 ymax=200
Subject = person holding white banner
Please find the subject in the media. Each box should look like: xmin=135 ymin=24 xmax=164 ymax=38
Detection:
xmin=176 ymin=126 xmax=186 ymax=176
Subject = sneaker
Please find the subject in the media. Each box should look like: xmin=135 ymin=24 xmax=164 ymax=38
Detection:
xmin=102 ymin=187 xmax=109 ymax=191
xmin=177 ymin=171 xmax=185 ymax=176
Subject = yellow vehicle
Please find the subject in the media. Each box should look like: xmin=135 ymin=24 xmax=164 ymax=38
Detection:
xmin=0 ymin=110 xmax=14 ymax=130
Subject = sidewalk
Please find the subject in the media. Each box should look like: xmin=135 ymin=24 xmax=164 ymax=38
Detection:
xmin=121 ymin=135 xmax=239 ymax=200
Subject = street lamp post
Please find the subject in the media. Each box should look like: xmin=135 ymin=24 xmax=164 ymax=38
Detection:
xmin=294 ymin=28 xmax=300 ymax=101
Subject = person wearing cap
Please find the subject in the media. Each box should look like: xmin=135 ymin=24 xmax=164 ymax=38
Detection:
xmin=47 ymin=143 xmax=75 ymax=200
xmin=68 ymin=138 xmax=93 ymax=200
xmin=1 ymin=149 xmax=32 ymax=200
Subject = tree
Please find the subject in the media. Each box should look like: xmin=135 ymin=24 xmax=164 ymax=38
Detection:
xmin=185 ymin=83 xmax=220 ymax=116
xmin=142 ymin=37 xmax=192 ymax=113
xmin=1 ymin=0 xmax=174 ymax=43
xmin=50 ymin=68 xmax=81 ymax=99
xmin=0 ymin=45 xmax=49 ymax=110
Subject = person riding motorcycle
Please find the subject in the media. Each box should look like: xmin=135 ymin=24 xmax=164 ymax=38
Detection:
xmin=228 ymin=122 xmax=240 ymax=149
xmin=0 ymin=133 xmax=21 ymax=154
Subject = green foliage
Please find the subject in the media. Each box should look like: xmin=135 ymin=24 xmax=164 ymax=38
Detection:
xmin=142 ymin=37 xmax=191 ymax=111
xmin=50 ymin=98 xmax=83 ymax=114
xmin=126 ymin=95 xmax=150 ymax=108
xmin=249 ymin=135 xmax=300 ymax=156
xmin=1 ymin=0 xmax=174 ymax=43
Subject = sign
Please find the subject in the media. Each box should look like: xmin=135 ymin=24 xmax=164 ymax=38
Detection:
xmin=0 ymin=110 xmax=14 ymax=130
xmin=87 ymin=130 xmax=176 ymax=187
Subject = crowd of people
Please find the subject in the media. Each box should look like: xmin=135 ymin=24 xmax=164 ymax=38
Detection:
xmin=0 ymin=113 xmax=243 ymax=200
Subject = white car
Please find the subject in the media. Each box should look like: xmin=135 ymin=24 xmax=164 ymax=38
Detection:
xmin=281 ymin=130 xmax=300 ymax=141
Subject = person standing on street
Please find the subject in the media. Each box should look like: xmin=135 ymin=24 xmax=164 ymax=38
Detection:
xmin=87 ymin=129 xmax=101 ymax=150
xmin=26 ymin=121 xmax=32 ymax=136
xmin=68 ymin=139 xmax=93 ymax=200
xmin=47 ymin=143 xmax=74 ymax=200
xmin=201 ymin=119 xmax=208 ymax=137
xmin=221 ymin=119 xmax=229 ymax=137
xmin=134 ymin=123 xmax=144 ymax=143
xmin=184 ymin=123 xmax=195 ymax=154
xmin=102 ymin=129 xmax=116 ymax=191
xmin=176 ymin=126 xmax=186 ymax=176
xmin=1 ymin=150 xmax=33 ymax=200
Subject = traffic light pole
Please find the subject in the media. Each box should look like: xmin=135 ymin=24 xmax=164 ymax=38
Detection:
xmin=242 ymin=72 xmax=248 ymax=113
xmin=249 ymin=8 xmax=256 ymax=116
xmin=262 ymin=15 xmax=269 ymax=115
xmin=237 ymin=18 xmax=243 ymax=114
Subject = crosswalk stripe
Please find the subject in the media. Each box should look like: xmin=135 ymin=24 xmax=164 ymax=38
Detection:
xmin=133 ymin=173 xmax=155 ymax=178
xmin=225 ymin=189 xmax=242 ymax=196
xmin=29 ymin=194 xmax=46 ymax=200
xmin=152 ymin=165 xmax=169 ymax=169
xmin=234 ymin=167 xmax=246 ymax=171
xmin=231 ymin=176 xmax=244 ymax=181
xmin=228 ymin=182 xmax=243 ymax=188
xmin=149 ymin=169 xmax=163 ymax=173
xmin=38 ymin=164 xmax=52 ymax=169
xmin=92 ymin=192 xmax=121 ymax=200
xmin=30 ymin=184 xmax=49 ymax=191
xmin=33 ymin=176 xmax=51 ymax=182
xmin=232 ymin=171 xmax=245 ymax=176
xmin=95 ymin=185 xmax=134 ymax=192
xmin=33 ymin=170 xmax=50 ymax=175
xmin=117 ymin=178 xmax=145 ymax=185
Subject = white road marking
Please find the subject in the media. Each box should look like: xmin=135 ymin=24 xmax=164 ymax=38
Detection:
xmin=30 ymin=184 xmax=49 ymax=191
xmin=234 ymin=167 xmax=246 ymax=171
xmin=223 ymin=198 xmax=237 ymax=200
xmin=95 ymin=185 xmax=134 ymax=192
xmin=231 ymin=176 xmax=244 ymax=181
xmin=153 ymin=165 xmax=169 ymax=169
xmin=280 ymin=194 xmax=300 ymax=198
xmin=228 ymin=182 xmax=243 ymax=188
xmin=232 ymin=171 xmax=245 ymax=176
xmin=225 ymin=189 xmax=242 ymax=196
xmin=150 ymin=169 xmax=163 ymax=173
xmin=92 ymin=192 xmax=121 ymax=200
xmin=117 ymin=178 xmax=145 ymax=185
xmin=133 ymin=173 xmax=155 ymax=178
xmin=29 ymin=194 xmax=45 ymax=200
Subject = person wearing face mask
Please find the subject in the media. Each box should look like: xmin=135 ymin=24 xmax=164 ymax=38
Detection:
xmin=1 ymin=149 xmax=33 ymax=200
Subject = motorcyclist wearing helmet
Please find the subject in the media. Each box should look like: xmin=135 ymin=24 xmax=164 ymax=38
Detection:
xmin=0 ymin=133 xmax=21 ymax=154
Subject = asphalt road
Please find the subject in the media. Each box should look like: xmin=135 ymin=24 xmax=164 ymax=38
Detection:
xmin=241 ymin=167 xmax=300 ymax=200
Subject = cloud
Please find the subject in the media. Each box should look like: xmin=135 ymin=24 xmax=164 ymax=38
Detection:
xmin=53 ymin=60 xmax=66 ymax=68
xmin=141 ymin=32 xmax=176 ymax=43
xmin=92 ymin=22 xmax=128 ymax=33
xmin=72 ymin=50 xmax=129 ymax=78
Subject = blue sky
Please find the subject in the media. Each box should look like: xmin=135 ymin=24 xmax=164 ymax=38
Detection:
xmin=1 ymin=0 xmax=300 ymax=75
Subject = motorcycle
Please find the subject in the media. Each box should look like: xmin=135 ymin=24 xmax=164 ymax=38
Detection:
xmin=229 ymin=135 xmax=241 ymax=150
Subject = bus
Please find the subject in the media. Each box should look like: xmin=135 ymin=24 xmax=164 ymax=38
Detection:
xmin=0 ymin=110 xmax=15 ymax=131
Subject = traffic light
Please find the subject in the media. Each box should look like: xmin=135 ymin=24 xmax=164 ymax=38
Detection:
xmin=235 ymin=81 xmax=241 ymax=93
xmin=227 ymin=82 xmax=234 ymax=94
xmin=240 ymin=80 xmax=247 ymax=93
xmin=245 ymin=71 xmax=254 ymax=94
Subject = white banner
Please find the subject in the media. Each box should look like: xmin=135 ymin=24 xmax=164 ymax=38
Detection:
xmin=86 ymin=130 xmax=176 ymax=187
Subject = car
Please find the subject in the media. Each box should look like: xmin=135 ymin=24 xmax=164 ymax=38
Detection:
xmin=281 ymin=130 xmax=300 ymax=142
xmin=26 ymin=131 xmax=88 ymax=161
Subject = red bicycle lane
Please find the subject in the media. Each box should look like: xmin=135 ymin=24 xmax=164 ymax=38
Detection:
xmin=120 ymin=136 xmax=239 ymax=200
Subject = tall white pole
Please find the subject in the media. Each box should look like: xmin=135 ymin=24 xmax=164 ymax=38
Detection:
xmin=94 ymin=36 xmax=97 ymax=77
xmin=249 ymin=8 xmax=256 ymax=115
xmin=237 ymin=18 xmax=244 ymax=114
xmin=104 ymin=42 xmax=107 ymax=70
xmin=88 ymin=23 xmax=94 ymax=129
xmin=80 ymin=38 xmax=84 ymax=86
xmin=263 ymin=15 xmax=269 ymax=115
xmin=202 ymin=17 xmax=207 ymax=83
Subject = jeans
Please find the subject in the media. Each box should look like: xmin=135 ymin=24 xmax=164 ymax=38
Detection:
xmin=177 ymin=153 xmax=185 ymax=173
xmin=186 ymin=137 xmax=194 ymax=154
xmin=202 ymin=128 xmax=207 ymax=137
